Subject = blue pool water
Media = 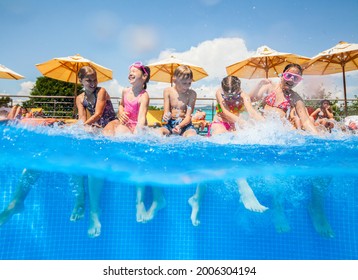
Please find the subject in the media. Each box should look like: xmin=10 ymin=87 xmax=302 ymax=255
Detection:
xmin=0 ymin=120 xmax=357 ymax=260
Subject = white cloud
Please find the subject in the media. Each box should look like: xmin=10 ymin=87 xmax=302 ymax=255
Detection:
xmin=109 ymin=37 xmax=249 ymax=105
xmin=17 ymin=81 xmax=34 ymax=95
xmin=19 ymin=37 xmax=354 ymax=110
xmin=147 ymin=37 xmax=358 ymax=104
xmin=150 ymin=37 xmax=251 ymax=81
xmin=147 ymin=83 xmax=168 ymax=106
xmin=101 ymin=79 xmax=123 ymax=99
xmin=147 ymin=37 xmax=253 ymax=102
xmin=9 ymin=81 xmax=35 ymax=104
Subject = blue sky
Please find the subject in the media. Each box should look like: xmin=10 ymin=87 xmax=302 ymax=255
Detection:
xmin=1 ymin=0 xmax=358 ymax=102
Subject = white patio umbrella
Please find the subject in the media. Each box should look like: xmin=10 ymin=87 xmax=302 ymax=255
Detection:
xmin=226 ymin=45 xmax=311 ymax=79
xmin=0 ymin=64 xmax=25 ymax=80
xmin=302 ymin=41 xmax=358 ymax=115
xmin=147 ymin=56 xmax=208 ymax=85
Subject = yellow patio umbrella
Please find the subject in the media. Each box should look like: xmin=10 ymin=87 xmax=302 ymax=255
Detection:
xmin=0 ymin=64 xmax=25 ymax=80
xmin=36 ymin=54 xmax=113 ymax=112
xmin=36 ymin=54 xmax=112 ymax=94
xmin=302 ymin=41 xmax=358 ymax=115
xmin=147 ymin=56 xmax=208 ymax=85
xmin=226 ymin=45 xmax=311 ymax=79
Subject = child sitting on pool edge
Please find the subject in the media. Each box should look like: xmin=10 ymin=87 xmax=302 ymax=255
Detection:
xmin=103 ymin=61 xmax=166 ymax=223
xmin=189 ymin=76 xmax=268 ymax=227
xmin=157 ymin=65 xmax=198 ymax=137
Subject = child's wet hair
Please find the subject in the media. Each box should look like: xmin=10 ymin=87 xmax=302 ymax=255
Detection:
xmin=221 ymin=76 xmax=241 ymax=94
xmin=139 ymin=65 xmax=151 ymax=89
xmin=174 ymin=65 xmax=193 ymax=80
xmin=78 ymin=66 xmax=96 ymax=80
xmin=321 ymin=99 xmax=331 ymax=106
xmin=283 ymin=63 xmax=303 ymax=75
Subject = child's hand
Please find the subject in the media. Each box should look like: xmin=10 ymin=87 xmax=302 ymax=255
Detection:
xmin=259 ymin=79 xmax=271 ymax=86
xmin=162 ymin=112 xmax=171 ymax=122
xmin=349 ymin=121 xmax=357 ymax=130
xmin=172 ymin=125 xmax=182 ymax=134
xmin=91 ymin=123 xmax=102 ymax=128
xmin=119 ymin=111 xmax=129 ymax=123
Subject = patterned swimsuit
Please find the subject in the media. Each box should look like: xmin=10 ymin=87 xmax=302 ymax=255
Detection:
xmin=208 ymin=93 xmax=245 ymax=136
xmin=264 ymin=91 xmax=291 ymax=113
xmin=83 ymin=87 xmax=117 ymax=127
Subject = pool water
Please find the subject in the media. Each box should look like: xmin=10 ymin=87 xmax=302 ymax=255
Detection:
xmin=0 ymin=120 xmax=357 ymax=260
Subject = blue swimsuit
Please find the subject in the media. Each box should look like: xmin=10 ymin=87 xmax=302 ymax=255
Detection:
xmin=164 ymin=118 xmax=195 ymax=136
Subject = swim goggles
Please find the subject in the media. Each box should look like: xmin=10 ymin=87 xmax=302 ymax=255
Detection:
xmin=282 ymin=72 xmax=303 ymax=83
xmin=222 ymin=90 xmax=242 ymax=102
xmin=129 ymin=61 xmax=148 ymax=75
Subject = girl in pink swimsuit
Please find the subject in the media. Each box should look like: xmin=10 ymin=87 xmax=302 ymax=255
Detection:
xmin=249 ymin=64 xmax=334 ymax=238
xmin=103 ymin=62 xmax=150 ymax=135
xmin=103 ymin=62 xmax=166 ymax=224
xmin=208 ymin=76 xmax=264 ymax=136
xmin=189 ymin=76 xmax=267 ymax=227
xmin=121 ymin=88 xmax=147 ymax=132
xmin=250 ymin=63 xmax=316 ymax=133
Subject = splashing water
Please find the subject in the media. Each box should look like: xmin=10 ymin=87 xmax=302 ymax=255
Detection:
xmin=1 ymin=118 xmax=357 ymax=186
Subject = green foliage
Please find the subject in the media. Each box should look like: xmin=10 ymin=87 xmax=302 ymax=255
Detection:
xmin=347 ymin=95 xmax=358 ymax=116
xmin=148 ymin=105 xmax=162 ymax=110
xmin=0 ymin=96 xmax=12 ymax=107
xmin=305 ymin=97 xmax=347 ymax=121
xmin=22 ymin=77 xmax=82 ymax=117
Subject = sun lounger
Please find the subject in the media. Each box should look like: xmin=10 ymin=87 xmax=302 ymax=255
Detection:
xmin=29 ymin=108 xmax=44 ymax=117
xmin=147 ymin=110 xmax=164 ymax=127
xmin=146 ymin=109 xmax=210 ymax=134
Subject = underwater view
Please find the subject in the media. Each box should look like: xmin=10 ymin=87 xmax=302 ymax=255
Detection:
xmin=0 ymin=119 xmax=357 ymax=260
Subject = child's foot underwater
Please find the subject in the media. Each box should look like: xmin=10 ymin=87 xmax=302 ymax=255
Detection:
xmin=144 ymin=199 xmax=166 ymax=222
xmin=188 ymin=196 xmax=201 ymax=226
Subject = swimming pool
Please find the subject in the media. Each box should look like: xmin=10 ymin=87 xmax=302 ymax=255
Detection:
xmin=0 ymin=120 xmax=357 ymax=260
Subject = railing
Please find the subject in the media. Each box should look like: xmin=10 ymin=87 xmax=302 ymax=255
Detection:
xmin=0 ymin=94 xmax=120 ymax=119
xmin=1 ymin=94 xmax=357 ymax=120
xmin=150 ymin=97 xmax=217 ymax=120
xmin=0 ymin=94 xmax=217 ymax=120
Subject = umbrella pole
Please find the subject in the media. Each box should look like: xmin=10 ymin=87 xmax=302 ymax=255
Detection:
xmin=73 ymin=82 xmax=78 ymax=117
xmin=342 ymin=65 xmax=348 ymax=116
xmin=265 ymin=58 xmax=268 ymax=79
xmin=73 ymin=66 xmax=79 ymax=118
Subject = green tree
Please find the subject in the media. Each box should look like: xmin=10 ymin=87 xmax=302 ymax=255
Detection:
xmin=148 ymin=105 xmax=162 ymax=110
xmin=22 ymin=77 xmax=82 ymax=118
xmin=305 ymin=98 xmax=342 ymax=121
xmin=0 ymin=96 xmax=12 ymax=107
xmin=348 ymin=95 xmax=358 ymax=116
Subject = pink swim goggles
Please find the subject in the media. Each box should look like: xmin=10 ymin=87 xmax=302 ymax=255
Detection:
xmin=129 ymin=61 xmax=148 ymax=75
xmin=282 ymin=72 xmax=303 ymax=83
